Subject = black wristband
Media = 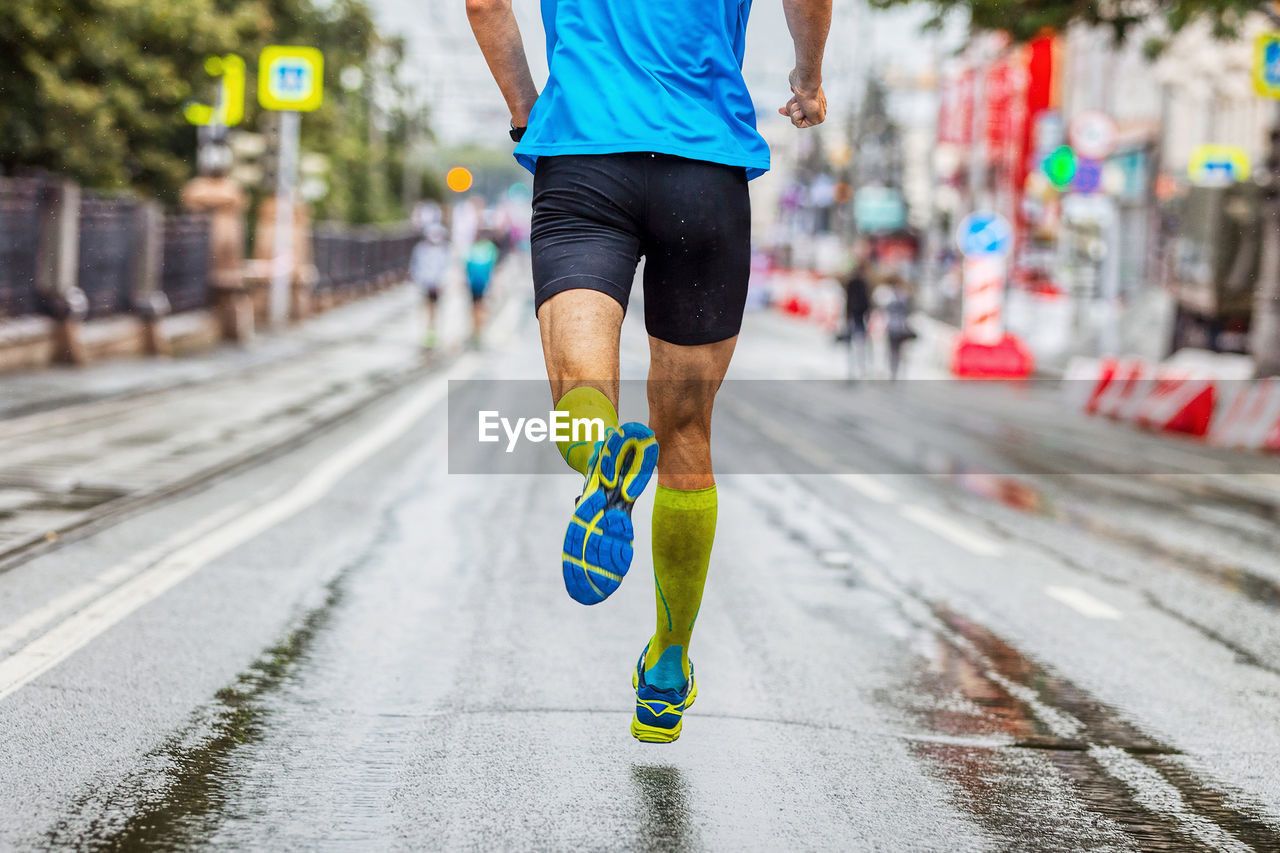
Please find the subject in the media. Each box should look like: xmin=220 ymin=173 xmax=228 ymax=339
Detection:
xmin=509 ymin=124 xmax=527 ymax=143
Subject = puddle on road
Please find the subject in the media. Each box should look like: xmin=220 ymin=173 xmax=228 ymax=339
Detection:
xmin=740 ymin=432 xmax=1280 ymax=850
xmin=44 ymin=575 xmax=349 ymax=850
xmin=901 ymin=605 xmax=1280 ymax=851
xmin=746 ymin=479 xmax=1280 ymax=849
xmin=629 ymin=765 xmax=697 ymax=853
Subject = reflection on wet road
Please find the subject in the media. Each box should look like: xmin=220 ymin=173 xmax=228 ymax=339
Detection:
xmin=631 ymin=765 xmax=696 ymax=852
xmin=3 ymin=307 xmax=1280 ymax=849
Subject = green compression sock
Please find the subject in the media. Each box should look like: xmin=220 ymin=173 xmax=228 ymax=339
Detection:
xmin=645 ymin=484 xmax=717 ymax=691
xmin=553 ymin=386 xmax=618 ymax=476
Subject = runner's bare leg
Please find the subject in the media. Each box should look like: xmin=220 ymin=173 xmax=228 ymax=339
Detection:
xmin=538 ymin=289 xmax=624 ymax=408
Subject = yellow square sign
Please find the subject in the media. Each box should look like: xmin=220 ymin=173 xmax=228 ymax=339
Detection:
xmin=1255 ymin=33 xmax=1280 ymax=98
xmin=258 ymin=46 xmax=324 ymax=112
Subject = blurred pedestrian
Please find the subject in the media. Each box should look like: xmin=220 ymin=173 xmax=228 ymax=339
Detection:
xmin=468 ymin=0 xmax=831 ymax=744
xmin=881 ymin=275 xmax=916 ymax=381
xmin=464 ymin=232 xmax=500 ymax=346
xmin=410 ymin=225 xmax=450 ymax=350
xmin=840 ymin=261 xmax=871 ymax=380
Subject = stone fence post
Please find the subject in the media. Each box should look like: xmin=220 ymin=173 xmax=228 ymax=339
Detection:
xmin=132 ymin=200 xmax=170 ymax=356
xmin=35 ymin=180 xmax=88 ymax=365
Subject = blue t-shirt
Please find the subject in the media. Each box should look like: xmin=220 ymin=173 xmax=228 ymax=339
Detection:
xmin=514 ymin=0 xmax=770 ymax=180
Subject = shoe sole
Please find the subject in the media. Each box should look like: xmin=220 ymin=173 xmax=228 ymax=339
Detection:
xmin=631 ymin=671 xmax=697 ymax=744
xmin=562 ymin=423 xmax=658 ymax=605
xmin=631 ymin=716 xmax=683 ymax=743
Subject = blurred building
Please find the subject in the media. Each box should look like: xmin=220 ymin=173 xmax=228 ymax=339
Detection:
xmin=927 ymin=14 xmax=1280 ymax=367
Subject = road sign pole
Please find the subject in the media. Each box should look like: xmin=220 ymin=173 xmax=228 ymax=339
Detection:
xmin=270 ymin=109 xmax=300 ymax=326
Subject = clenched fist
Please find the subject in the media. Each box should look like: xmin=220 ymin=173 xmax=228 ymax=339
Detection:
xmin=778 ymin=68 xmax=827 ymax=128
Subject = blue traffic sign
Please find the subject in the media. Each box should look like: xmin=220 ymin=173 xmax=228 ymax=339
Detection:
xmin=955 ymin=212 xmax=1013 ymax=257
xmin=1071 ymin=158 xmax=1103 ymax=194
xmin=1256 ymin=33 xmax=1280 ymax=98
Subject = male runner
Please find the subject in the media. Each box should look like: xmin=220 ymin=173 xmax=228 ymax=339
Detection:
xmin=464 ymin=231 xmax=500 ymax=345
xmin=468 ymin=0 xmax=830 ymax=742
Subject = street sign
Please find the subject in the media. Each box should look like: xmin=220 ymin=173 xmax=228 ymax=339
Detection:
xmin=1255 ymin=33 xmax=1280 ymax=98
xmin=961 ymin=255 xmax=1006 ymax=346
xmin=853 ymin=186 xmax=906 ymax=233
xmin=955 ymin=211 xmax=1013 ymax=257
xmin=258 ymin=46 xmax=324 ymax=112
xmin=1042 ymin=145 xmax=1077 ymax=188
xmin=253 ymin=45 xmax=323 ymax=325
xmin=184 ymin=55 xmax=246 ymax=127
xmin=1071 ymin=158 xmax=1103 ymax=194
xmin=1188 ymin=145 xmax=1250 ymax=186
xmin=1068 ymin=110 xmax=1118 ymax=160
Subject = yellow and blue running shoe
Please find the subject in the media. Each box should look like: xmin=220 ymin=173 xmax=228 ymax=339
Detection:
xmin=562 ymin=422 xmax=659 ymax=605
xmin=631 ymin=644 xmax=697 ymax=743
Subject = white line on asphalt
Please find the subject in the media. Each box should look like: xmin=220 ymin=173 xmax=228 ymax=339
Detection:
xmin=986 ymin=669 xmax=1084 ymax=739
xmin=1089 ymin=745 xmax=1253 ymax=853
xmin=898 ymin=504 xmax=1004 ymax=557
xmin=0 ymin=360 xmax=471 ymax=703
xmin=0 ymin=502 xmax=249 ymax=655
xmin=836 ymin=473 xmax=897 ymax=503
xmin=1045 ymin=585 xmax=1122 ymax=620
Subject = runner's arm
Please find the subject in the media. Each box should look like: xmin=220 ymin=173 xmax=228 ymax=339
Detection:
xmin=778 ymin=0 xmax=831 ymax=128
xmin=466 ymin=0 xmax=540 ymax=127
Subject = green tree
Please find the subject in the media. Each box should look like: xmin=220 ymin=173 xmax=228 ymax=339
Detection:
xmin=0 ymin=0 xmax=258 ymax=197
xmin=0 ymin=0 xmax=429 ymax=221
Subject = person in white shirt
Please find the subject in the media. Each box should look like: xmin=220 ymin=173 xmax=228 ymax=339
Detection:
xmin=410 ymin=225 xmax=451 ymax=349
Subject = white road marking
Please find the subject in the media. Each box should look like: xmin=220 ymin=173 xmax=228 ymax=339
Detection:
xmin=837 ymin=473 xmax=897 ymax=503
xmin=898 ymin=504 xmax=1004 ymax=557
xmin=0 ymin=362 xmax=470 ymax=703
xmin=1090 ymin=746 xmax=1253 ymax=853
xmin=1046 ymin=585 xmax=1122 ymax=621
xmin=817 ymin=550 xmax=854 ymax=568
xmin=0 ymin=502 xmax=249 ymax=655
xmin=987 ymin=670 xmax=1085 ymax=739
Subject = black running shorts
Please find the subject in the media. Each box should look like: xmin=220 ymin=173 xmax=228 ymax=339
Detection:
xmin=530 ymin=153 xmax=751 ymax=346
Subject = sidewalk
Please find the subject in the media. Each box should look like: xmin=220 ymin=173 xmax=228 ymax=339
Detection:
xmin=0 ymin=287 xmax=416 ymax=420
xmin=0 ymin=260 xmax=522 ymax=567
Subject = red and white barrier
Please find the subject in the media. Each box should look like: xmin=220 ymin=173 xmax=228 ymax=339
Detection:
xmin=1208 ymin=379 xmax=1280 ymax=450
xmin=1131 ymin=373 xmax=1216 ymax=437
xmin=1092 ymin=358 xmax=1154 ymax=420
xmin=768 ymin=271 xmax=843 ymax=333
xmin=1064 ymin=356 xmax=1113 ymax=414
xmin=1065 ymin=349 xmax=1280 ymax=450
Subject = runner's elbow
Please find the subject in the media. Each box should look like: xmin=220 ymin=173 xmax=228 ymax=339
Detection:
xmin=466 ymin=0 xmax=509 ymax=18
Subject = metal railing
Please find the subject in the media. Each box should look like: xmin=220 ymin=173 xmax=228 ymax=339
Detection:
xmin=1 ymin=175 xmax=416 ymax=325
xmin=313 ymin=225 xmax=417 ymax=293
xmin=161 ymin=216 xmax=211 ymax=313
xmin=0 ymin=179 xmax=44 ymax=318
xmin=77 ymin=194 xmax=139 ymax=320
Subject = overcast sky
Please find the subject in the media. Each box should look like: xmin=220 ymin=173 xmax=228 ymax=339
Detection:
xmin=367 ymin=0 xmax=962 ymax=145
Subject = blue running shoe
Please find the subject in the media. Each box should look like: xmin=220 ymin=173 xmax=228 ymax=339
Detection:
xmin=631 ymin=644 xmax=697 ymax=743
xmin=561 ymin=422 xmax=659 ymax=605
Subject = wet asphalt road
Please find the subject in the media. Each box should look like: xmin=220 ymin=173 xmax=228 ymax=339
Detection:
xmin=3 ymin=294 xmax=1280 ymax=851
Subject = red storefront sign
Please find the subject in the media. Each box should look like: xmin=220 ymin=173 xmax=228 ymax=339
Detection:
xmin=937 ymin=68 xmax=974 ymax=146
